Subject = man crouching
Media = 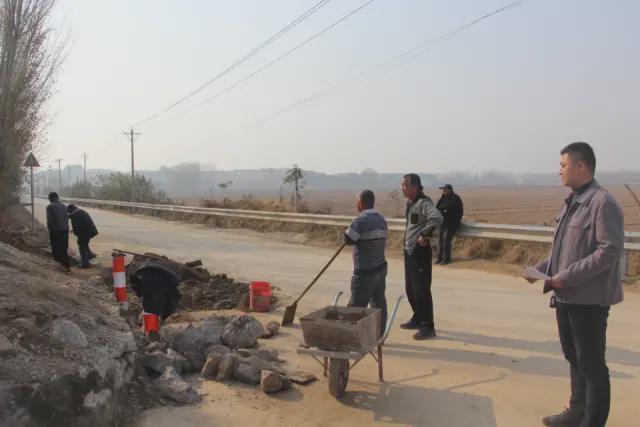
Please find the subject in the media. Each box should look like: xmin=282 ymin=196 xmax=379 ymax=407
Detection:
xmin=344 ymin=190 xmax=388 ymax=335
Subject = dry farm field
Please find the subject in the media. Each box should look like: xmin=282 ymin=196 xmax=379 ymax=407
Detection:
xmin=188 ymin=185 xmax=640 ymax=231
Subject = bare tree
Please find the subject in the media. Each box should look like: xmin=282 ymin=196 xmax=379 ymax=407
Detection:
xmin=0 ymin=0 xmax=66 ymax=205
xmin=283 ymin=164 xmax=304 ymax=212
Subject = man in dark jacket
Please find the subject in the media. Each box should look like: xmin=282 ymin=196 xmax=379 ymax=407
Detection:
xmin=130 ymin=264 xmax=181 ymax=323
xmin=67 ymin=204 xmax=98 ymax=268
xmin=46 ymin=192 xmax=70 ymax=272
xmin=435 ymin=184 xmax=464 ymax=265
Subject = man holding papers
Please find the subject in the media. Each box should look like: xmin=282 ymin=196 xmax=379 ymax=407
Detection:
xmin=524 ymin=142 xmax=624 ymax=427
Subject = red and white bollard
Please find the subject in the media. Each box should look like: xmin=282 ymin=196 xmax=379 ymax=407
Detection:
xmin=112 ymin=252 xmax=128 ymax=311
xmin=143 ymin=312 xmax=160 ymax=341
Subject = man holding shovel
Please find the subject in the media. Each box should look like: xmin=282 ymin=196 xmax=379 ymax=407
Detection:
xmin=344 ymin=190 xmax=388 ymax=334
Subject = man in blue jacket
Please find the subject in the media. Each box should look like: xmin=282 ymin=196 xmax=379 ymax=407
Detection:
xmin=344 ymin=190 xmax=388 ymax=334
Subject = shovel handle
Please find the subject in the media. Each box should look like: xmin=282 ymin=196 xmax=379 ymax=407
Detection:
xmin=293 ymin=242 xmax=347 ymax=305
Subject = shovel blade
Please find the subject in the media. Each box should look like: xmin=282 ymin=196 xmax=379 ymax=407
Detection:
xmin=281 ymin=303 xmax=297 ymax=326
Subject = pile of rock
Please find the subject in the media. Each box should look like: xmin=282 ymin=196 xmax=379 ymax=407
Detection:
xmin=139 ymin=314 xmax=314 ymax=403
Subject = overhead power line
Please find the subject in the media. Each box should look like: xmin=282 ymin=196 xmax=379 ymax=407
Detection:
xmin=131 ymin=0 xmax=333 ymax=127
xmin=246 ymin=0 xmax=530 ymax=129
xmin=157 ymin=0 xmax=380 ymax=125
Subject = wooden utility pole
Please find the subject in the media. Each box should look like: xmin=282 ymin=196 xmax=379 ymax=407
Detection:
xmin=123 ymin=128 xmax=141 ymax=202
xmin=83 ymin=153 xmax=87 ymax=197
xmin=55 ymin=158 xmax=62 ymax=192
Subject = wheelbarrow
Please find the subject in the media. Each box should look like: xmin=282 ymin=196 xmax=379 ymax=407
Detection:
xmin=297 ymin=293 xmax=404 ymax=398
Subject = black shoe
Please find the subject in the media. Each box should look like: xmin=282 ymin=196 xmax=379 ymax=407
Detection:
xmin=435 ymin=260 xmax=443 ymax=265
xmin=90 ymin=253 xmax=97 ymax=259
xmin=542 ymin=407 xmax=585 ymax=427
xmin=79 ymin=263 xmax=91 ymax=269
xmin=400 ymin=319 xmax=421 ymax=330
xmin=413 ymin=327 xmax=436 ymax=340
xmin=441 ymin=261 xmax=450 ymax=265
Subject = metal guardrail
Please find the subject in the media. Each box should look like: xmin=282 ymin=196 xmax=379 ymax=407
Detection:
xmin=63 ymin=197 xmax=640 ymax=253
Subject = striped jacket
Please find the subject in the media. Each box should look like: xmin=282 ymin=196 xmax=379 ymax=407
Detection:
xmin=344 ymin=209 xmax=388 ymax=275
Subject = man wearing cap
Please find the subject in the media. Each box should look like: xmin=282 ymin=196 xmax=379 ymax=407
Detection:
xmin=46 ymin=192 xmax=70 ymax=272
xmin=67 ymin=204 xmax=98 ymax=268
xmin=436 ymin=184 xmax=464 ymax=265
xmin=400 ymin=174 xmax=443 ymax=340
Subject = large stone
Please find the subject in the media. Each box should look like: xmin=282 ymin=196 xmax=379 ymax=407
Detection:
xmin=50 ymin=318 xmax=88 ymax=348
xmin=285 ymin=371 xmax=318 ymax=385
xmin=0 ymin=335 xmax=17 ymax=357
xmin=205 ymin=344 xmax=231 ymax=358
xmin=182 ymin=349 xmax=206 ymax=373
xmin=246 ymin=356 xmax=285 ymax=375
xmin=217 ymin=353 xmax=239 ymax=381
xmin=260 ymin=370 xmax=291 ymax=394
xmin=234 ymin=362 xmax=261 ymax=385
xmin=163 ymin=319 xmax=225 ymax=354
xmin=141 ymin=348 xmax=190 ymax=375
xmin=256 ymin=347 xmax=279 ymax=362
xmin=221 ymin=315 xmax=267 ymax=349
xmin=153 ymin=367 xmax=201 ymax=404
xmin=201 ymin=353 xmax=223 ymax=378
xmin=263 ymin=321 xmax=281 ymax=338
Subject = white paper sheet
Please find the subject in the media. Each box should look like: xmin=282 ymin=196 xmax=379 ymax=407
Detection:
xmin=522 ymin=266 xmax=551 ymax=281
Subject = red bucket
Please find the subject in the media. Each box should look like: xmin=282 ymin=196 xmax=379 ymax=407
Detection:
xmin=249 ymin=281 xmax=272 ymax=312
xmin=143 ymin=312 xmax=160 ymax=333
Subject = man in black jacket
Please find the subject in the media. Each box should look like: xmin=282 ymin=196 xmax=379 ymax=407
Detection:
xmin=435 ymin=184 xmax=464 ymax=265
xmin=67 ymin=204 xmax=98 ymax=268
xmin=46 ymin=192 xmax=70 ymax=272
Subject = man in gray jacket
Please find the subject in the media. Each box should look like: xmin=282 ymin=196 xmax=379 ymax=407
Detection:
xmin=527 ymin=142 xmax=624 ymax=427
xmin=399 ymin=174 xmax=443 ymax=340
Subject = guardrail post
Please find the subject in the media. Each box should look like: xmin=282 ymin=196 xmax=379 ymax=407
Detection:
xmin=620 ymin=250 xmax=628 ymax=279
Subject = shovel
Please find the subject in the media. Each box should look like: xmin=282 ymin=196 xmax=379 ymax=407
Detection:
xmin=281 ymin=242 xmax=346 ymax=326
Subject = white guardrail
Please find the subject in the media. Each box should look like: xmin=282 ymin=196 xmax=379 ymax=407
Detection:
xmin=63 ymin=197 xmax=640 ymax=253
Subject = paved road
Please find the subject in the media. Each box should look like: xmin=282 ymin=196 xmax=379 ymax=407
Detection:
xmin=36 ymin=201 xmax=640 ymax=426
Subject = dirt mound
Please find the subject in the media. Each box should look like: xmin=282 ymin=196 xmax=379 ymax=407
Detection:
xmin=0 ymin=205 xmax=49 ymax=255
xmin=122 ymin=253 xmax=271 ymax=315
xmin=0 ymin=241 xmax=137 ymax=426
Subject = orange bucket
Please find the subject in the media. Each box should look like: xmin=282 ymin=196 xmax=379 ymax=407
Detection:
xmin=249 ymin=281 xmax=272 ymax=312
xmin=143 ymin=312 xmax=160 ymax=333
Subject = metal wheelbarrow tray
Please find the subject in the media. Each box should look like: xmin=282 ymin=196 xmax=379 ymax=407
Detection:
xmin=297 ymin=294 xmax=404 ymax=398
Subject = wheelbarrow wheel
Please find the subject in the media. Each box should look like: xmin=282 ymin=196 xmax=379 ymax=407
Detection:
xmin=328 ymin=358 xmax=349 ymax=398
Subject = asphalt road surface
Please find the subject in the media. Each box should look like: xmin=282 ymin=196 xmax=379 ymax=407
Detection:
xmin=36 ymin=200 xmax=640 ymax=426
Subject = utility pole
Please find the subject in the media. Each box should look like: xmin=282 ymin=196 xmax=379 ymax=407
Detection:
xmin=123 ymin=128 xmax=141 ymax=202
xmin=83 ymin=153 xmax=87 ymax=198
xmin=55 ymin=158 xmax=63 ymax=192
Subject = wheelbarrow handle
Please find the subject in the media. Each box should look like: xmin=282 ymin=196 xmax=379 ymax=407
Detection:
xmin=381 ymin=295 xmax=405 ymax=343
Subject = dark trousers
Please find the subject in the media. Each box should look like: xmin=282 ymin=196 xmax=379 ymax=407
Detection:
xmin=404 ymin=245 xmax=434 ymax=329
xmin=437 ymin=226 xmax=456 ymax=263
xmin=556 ymin=303 xmax=610 ymax=427
xmin=49 ymin=230 xmax=70 ymax=268
xmin=77 ymin=237 xmax=93 ymax=267
xmin=348 ymin=265 xmax=387 ymax=336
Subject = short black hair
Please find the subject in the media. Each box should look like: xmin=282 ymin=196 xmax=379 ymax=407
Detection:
xmin=561 ymin=142 xmax=596 ymax=174
xmin=48 ymin=192 xmax=59 ymax=202
xmin=359 ymin=189 xmax=375 ymax=209
xmin=403 ymin=173 xmax=423 ymax=190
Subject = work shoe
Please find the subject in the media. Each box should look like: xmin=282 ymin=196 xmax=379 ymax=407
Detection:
xmin=435 ymin=259 xmax=443 ymax=265
xmin=413 ymin=327 xmax=436 ymax=340
xmin=400 ymin=318 xmax=421 ymax=330
xmin=542 ymin=407 xmax=585 ymax=427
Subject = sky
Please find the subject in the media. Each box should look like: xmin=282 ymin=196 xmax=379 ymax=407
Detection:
xmin=44 ymin=0 xmax=640 ymax=175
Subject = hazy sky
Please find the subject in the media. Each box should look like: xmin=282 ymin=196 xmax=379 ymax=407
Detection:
xmin=45 ymin=0 xmax=639 ymax=174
